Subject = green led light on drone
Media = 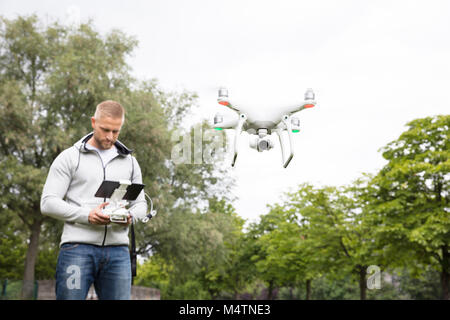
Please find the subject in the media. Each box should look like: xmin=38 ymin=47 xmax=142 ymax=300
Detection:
xmin=292 ymin=129 xmax=300 ymax=133
xmin=214 ymin=127 xmax=223 ymax=131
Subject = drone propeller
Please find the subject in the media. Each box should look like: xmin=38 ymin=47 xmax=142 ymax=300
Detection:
xmin=216 ymin=87 xmax=241 ymax=112
xmin=277 ymin=88 xmax=316 ymax=115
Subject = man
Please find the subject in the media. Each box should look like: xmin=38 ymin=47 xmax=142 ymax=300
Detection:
xmin=40 ymin=100 xmax=147 ymax=300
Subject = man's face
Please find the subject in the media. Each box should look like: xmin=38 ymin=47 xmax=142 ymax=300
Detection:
xmin=91 ymin=116 xmax=123 ymax=150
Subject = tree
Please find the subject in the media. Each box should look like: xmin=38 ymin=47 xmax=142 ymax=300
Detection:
xmin=134 ymin=199 xmax=245 ymax=299
xmin=199 ymin=198 xmax=248 ymax=299
xmin=0 ymin=15 xmax=138 ymax=298
xmin=130 ymin=117 xmax=234 ymax=269
xmin=0 ymin=207 xmax=27 ymax=280
xmin=248 ymin=204 xmax=309 ymax=299
xmin=370 ymin=115 xmax=450 ymax=299
xmin=0 ymin=15 xmax=235 ymax=300
xmin=286 ymin=182 xmax=381 ymax=300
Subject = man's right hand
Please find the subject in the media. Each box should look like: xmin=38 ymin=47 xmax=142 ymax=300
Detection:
xmin=88 ymin=202 xmax=110 ymax=225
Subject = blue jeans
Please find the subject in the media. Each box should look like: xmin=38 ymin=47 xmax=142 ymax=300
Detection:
xmin=55 ymin=243 xmax=131 ymax=300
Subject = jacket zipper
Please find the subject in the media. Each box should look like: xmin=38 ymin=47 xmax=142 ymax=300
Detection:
xmin=89 ymin=145 xmax=121 ymax=246
xmin=101 ymin=163 xmax=107 ymax=247
xmin=97 ymin=152 xmax=120 ymax=246
xmin=82 ymin=136 xmax=129 ymax=247
xmin=92 ymin=150 xmax=108 ymax=247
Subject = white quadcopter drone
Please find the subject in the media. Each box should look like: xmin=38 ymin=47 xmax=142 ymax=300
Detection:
xmin=213 ymin=87 xmax=316 ymax=168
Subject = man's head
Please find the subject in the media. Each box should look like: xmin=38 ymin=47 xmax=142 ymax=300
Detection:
xmin=91 ymin=100 xmax=125 ymax=150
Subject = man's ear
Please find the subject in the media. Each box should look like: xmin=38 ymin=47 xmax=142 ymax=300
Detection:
xmin=91 ymin=117 xmax=96 ymax=129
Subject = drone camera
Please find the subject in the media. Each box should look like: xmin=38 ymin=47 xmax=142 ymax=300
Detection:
xmin=250 ymin=130 xmax=274 ymax=152
xmin=258 ymin=137 xmax=273 ymax=151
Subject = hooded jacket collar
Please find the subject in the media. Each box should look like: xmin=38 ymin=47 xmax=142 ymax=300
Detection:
xmin=75 ymin=132 xmax=133 ymax=156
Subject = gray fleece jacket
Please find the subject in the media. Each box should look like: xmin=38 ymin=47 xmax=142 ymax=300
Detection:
xmin=40 ymin=132 xmax=147 ymax=247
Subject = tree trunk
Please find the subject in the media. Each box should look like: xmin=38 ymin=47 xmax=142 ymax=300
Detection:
xmin=21 ymin=219 xmax=42 ymax=299
xmin=234 ymin=276 xmax=240 ymax=299
xmin=306 ymin=279 xmax=311 ymax=300
xmin=267 ymin=280 xmax=274 ymax=300
xmin=359 ymin=266 xmax=367 ymax=300
xmin=442 ymin=245 xmax=449 ymax=300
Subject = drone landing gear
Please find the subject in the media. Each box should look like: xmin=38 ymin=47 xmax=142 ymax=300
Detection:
xmin=275 ymin=115 xmax=295 ymax=168
xmin=231 ymin=113 xmax=247 ymax=167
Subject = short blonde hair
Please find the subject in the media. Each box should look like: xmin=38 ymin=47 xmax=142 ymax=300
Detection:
xmin=94 ymin=100 xmax=125 ymax=121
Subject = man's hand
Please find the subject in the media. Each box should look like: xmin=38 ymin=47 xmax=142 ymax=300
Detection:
xmin=88 ymin=202 xmax=111 ymax=225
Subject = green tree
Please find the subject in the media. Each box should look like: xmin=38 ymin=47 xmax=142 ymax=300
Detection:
xmin=196 ymin=198 xmax=247 ymax=299
xmin=0 ymin=209 xmax=27 ymax=280
xmin=286 ymin=182 xmax=381 ymax=300
xmin=0 ymin=15 xmax=234 ymax=300
xmin=248 ymin=204 xmax=309 ymax=299
xmin=130 ymin=119 xmax=234 ymax=283
xmin=0 ymin=15 xmax=138 ymax=298
xmin=396 ymin=266 xmax=442 ymax=299
xmin=134 ymin=253 xmax=172 ymax=298
xmin=134 ymin=198 xmax=247 ymax=300
xmin=370 ymin=115 xmax=450 ymax=299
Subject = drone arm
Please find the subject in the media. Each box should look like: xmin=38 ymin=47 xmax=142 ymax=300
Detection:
xmin=290 ymin=88 xmax=316 ymax=114
xmin=231 ymin=113 xmax=247 ymax=167
xmin=213 ymin=112 xmax=239 ymax=130
xmin=218 ymin=98 xmax=240 ymax=112
xmin=297 ymin=100 xmax=316 ymax=112
xmin=280 ymin=100 xmax=316 ymax=115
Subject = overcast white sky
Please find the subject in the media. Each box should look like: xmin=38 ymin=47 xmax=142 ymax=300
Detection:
xmin=2 ymin=0 xmax=450 ymax=224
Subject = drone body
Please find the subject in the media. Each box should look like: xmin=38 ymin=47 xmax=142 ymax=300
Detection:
xmin=213 ymin=88 xmax=316 ymax=168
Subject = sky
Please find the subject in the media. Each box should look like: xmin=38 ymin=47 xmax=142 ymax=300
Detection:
xmin=2 ymin=0 xmax=449 ymax=224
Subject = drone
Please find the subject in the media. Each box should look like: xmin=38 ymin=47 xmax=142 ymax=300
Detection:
xmin=213 ymin=87 xmax=316 ymax=168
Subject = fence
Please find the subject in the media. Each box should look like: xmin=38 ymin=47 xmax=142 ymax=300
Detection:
xmin=0 ymin=279 xmax=160 ymax=300
xmin=1 ymin=279 xmax=38 ymax=300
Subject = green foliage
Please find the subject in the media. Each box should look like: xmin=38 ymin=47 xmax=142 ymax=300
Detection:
xmin=248 ymin=204 xmax=306 ymax=295
xmin=134 ymin=114 xmax=449 ymax=300
xmin=370 ymin=115 xmax=449 ymax=298
xmin=373 ymin=115 xmax=449 ymax=250
xmin=34 ymin=247 xmax=58 ymax=280
xmin=0 ymin=14 xmax=235 ymax=297
xmin=1 ymin=14 xmax=448 ymax=300
xmin=134 ymin=254 xmax=172 ymax=297
xmin=135 ymin=198 xmax=246 ymax=299
xmin=396 ymin=266 xmax=442 ymax=300
xmin=0 ymin=15 xmax=140 ymax=287
xmin=0 ymin=230 xmax=26 ymax=280
xmin=239 ymin=114 xmax=449 ymax=300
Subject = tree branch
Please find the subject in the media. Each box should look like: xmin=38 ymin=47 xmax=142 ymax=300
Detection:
xmin=340 ymin=238 xmax=352 ymax=259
